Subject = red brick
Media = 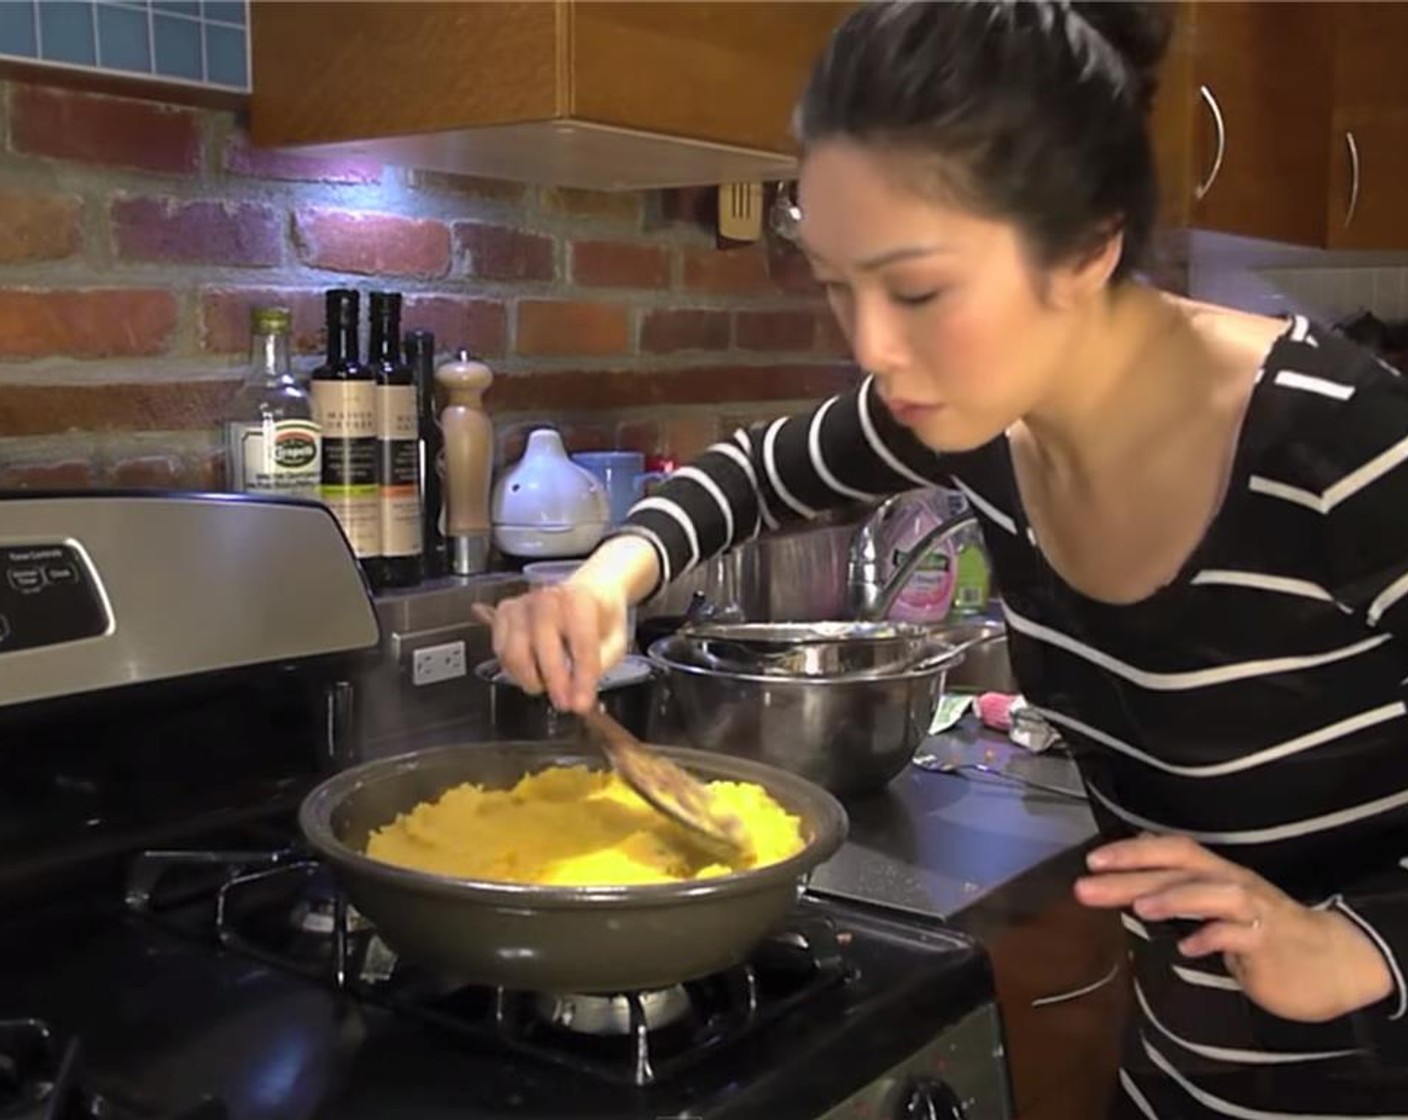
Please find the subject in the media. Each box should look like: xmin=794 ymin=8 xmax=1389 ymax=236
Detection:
xmin=110 ymin=455 xmax=180 ymax=489
xmin=406 ymin=168 xmax=526 ymax=203
xmin=719 ymin=409 xmax=773 ymax=436
xmin=768 ymin=241 xmax=821 ymax=296
xmin=735 ymin=308 xmax=816 ymax=352
xmin=617 ymin=413 xmax=719 ymax=460
xmin=558 ymin=421 xmax=615 ymax=453
xmin=484 ymin=363 xmax=860 ymax=412
xmin=10 ymin=84 xmax=201 ymax=175
xmin=0 ymin=381 xmax=237 ymax=435
xmin=494 ymin=421 xmax=535 ymax=467
xmin=293 ymin=209 xmax=450 ymax=279
xmin=454 ymin=222 xmax=555 ymax=282
xmin=112 ymin=197 xmax=282 ymax=267
xmin=815 ymin=308 xmax=851 ymax=357
xmin=200 ymin=287 xmax=326 ymax=354
xmin=656 ymin=187 xmax=714 ymax=229
xmin=0 ymin=289 xmax=177 ymax=359
xmin=663 ymin=413 xmax=720 ymax=460
xmin=403 ymin=295 xmax=508 ymax=358
xmin=572 ymin=241 xmax=671 ymax=289
xmin=0 ymin=459 xmax=95 ymax=489
xmin=186 ymin=449 xmax=226 ymax=491
xmin=539 ymin=187 xmax=640 ymax=224
xmin=681 ymin=245 xmax=775 ymax=294
xmin=515 ymin=301 xmax=630 ymax=357
xmin=615 ymin=419 xmax=661 ymax=455
xmin=222 ymin=132 xmax=381 ymax=184
xmin=640 ymin=309 xmax=730 ymax=354
xmin=0 ymin=190 xmax=82 ymax=262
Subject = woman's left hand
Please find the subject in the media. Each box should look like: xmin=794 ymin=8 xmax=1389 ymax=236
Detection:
xmin=1076 ymin=833 xmax=1396 ymax=1023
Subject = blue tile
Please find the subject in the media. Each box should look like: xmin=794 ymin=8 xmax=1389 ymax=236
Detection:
xmin=111 ymin=0 xmax=148 ymax=7
xmin=152 ymin=0 xmax=198 ymax=15
xmin=0 ymin=3 xmax=39 ymax=57
xmin=203 ymin=21 xmax=244 ymax=87
xmin=202 ymin=0 xmax=243 ymax=26
xmin=96 ymin=2 xmax=149 ymax=72
xmin=39 ymin=1 xmax=98 ymax=66
xmin=152 ymin=10 xmax=199 ymax=78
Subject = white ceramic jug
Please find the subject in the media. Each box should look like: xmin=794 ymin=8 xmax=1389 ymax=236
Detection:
xmin=490 ymin=428 xmax=610 ymax=558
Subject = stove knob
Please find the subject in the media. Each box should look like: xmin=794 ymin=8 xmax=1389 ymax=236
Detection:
xmin=898 ymin=1078 xmax=965 ymax=1120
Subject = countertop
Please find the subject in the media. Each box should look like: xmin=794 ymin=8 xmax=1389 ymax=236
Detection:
xmin=808 ymin=715 xmax=1100 ymax=939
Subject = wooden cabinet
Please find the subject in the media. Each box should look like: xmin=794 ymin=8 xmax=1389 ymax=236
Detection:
xmin=249 ymin=1 xmax=851 ymax=190
xmin=1326 ymin=3 xmax=1408 ymax=250
xmin=1154 ymin=1 xmax=1408 ymax=252
xmin=1153 ymin=1 xmax=1335 ymax=246
xmin=985 ymin=892 xmax=1129 ymax=1120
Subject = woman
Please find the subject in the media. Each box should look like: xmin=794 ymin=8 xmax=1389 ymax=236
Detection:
xmin=488 ymin=2 xmax=1408 ymax=1114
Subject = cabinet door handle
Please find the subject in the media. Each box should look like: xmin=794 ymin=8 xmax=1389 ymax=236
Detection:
xmin=1194 ymin=84 xmax=1226 ymax=201
xmin=1344 ymin=129 xmax=1361 ymax=228
xmin=1030 ymin=960 xmax=1122 ymax=1008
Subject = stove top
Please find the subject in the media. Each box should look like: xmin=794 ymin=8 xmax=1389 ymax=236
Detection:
xmin=0 ymin=1018 xmax=229 ymax=1120
xmin=0 ymin=830 xmax=996 ymax=1120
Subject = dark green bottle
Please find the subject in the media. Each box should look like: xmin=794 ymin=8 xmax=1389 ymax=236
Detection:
xmin=369 ymin=291 xmax=422 ymax=589
xmin=310 ymin=289 xmax=379 ymax=574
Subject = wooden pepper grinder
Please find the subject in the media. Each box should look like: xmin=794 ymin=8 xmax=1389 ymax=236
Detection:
xmin=435 ymin=349 xmax=495 ymax=575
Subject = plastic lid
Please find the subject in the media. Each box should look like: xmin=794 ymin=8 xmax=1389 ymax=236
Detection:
xmin=487 ymin=654 xmax=654 ymax=691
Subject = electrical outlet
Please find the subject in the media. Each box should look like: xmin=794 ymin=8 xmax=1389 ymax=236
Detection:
xmin=412 ymin=640 xmax=467 ymax=686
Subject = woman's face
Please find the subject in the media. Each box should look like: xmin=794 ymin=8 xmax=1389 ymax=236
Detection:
xmin=797 ymin=139 xmax=1100 ymax=452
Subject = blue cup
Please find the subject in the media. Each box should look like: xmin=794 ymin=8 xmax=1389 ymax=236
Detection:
xmin=570 ymin=451 xmax=668 ymax=526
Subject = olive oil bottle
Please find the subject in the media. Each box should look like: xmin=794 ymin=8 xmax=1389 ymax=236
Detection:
xmin=310 ymin=289 xmax=380 ymax=571
xmin=368 ymin=291 xmax=422 ymax=588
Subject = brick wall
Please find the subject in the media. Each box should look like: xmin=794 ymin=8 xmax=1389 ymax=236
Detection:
xmin=0 ymin=80 xmax=856 ymax=490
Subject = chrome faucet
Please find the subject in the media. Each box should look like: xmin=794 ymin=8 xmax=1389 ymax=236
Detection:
xmin=847 ymin=491 xmax=980 ymax=621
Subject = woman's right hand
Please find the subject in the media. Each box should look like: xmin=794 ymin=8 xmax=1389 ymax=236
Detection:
xmin=489 ymin=580 xmax=630 ymax=714
xmin=488 ymin=534 xmax=662 ymax=714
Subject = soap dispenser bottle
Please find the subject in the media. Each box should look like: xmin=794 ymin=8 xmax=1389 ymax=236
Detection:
xmin=435 ymin=349 xmax=495 ymax=575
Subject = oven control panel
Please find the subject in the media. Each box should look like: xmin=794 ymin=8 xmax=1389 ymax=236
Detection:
xmin=0 ymin=544 xmax=109 ymax=654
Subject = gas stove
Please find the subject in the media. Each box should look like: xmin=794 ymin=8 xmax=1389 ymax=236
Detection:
xmin=0 ymin=828 xmax=1003 ymax=1119
xmin=0 ymin=494 xmax=1011 ymax=1120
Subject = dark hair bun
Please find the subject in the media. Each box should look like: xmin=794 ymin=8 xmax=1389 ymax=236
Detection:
xmin=1071 ymin=2 xmax=1173 ymax=108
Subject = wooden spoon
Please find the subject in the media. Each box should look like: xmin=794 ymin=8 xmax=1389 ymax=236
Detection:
xmin=471 ymin=603 xmax=750 ymax=861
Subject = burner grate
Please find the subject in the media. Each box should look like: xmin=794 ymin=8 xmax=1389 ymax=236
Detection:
xmin=125 ymin=846 xmax=853 ymax=1088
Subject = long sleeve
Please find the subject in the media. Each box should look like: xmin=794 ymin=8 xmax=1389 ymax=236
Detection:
xmin=1317 ymin=356 xmax=1408 ymax=1030
xmin=612 ymin=374 xmax=949 ymax=594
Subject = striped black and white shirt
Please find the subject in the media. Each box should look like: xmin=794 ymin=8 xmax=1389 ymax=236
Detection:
xmin=620 ymin=315 xmax=1408 ymax=1116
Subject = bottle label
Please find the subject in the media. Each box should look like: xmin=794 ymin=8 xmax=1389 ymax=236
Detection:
xmin=888 ymin=539 xmax=957 ymax=623
xmin=953 ymin=542 xmax=991 ymax=612
xmin=312 ymin=380 xmax=379 ymax=557
xmin=377 ymin=384 xmax=422 ymax=558
xmin=227 ymin=419 xmax=322 ymax=499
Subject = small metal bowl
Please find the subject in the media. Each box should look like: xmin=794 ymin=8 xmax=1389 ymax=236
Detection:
xmin=673 ymin=620 xmax=952 ymax=679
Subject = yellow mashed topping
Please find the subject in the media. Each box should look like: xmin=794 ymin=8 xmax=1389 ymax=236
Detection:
xmin=364 ymin=764 xmax=806 ymax=886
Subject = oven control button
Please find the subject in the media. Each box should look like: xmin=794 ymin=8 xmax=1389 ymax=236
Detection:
xmin=6 ymin=566 xmax=45 ymax=593
xmin=898 ymin=1078 xmax=965 ymax=1120
xmin=44 ymin=563 xmax=77 ymax=585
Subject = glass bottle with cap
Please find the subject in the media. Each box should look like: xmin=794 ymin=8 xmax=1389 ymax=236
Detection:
xmin=222 ymin=305 xmax=322 ymax=499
